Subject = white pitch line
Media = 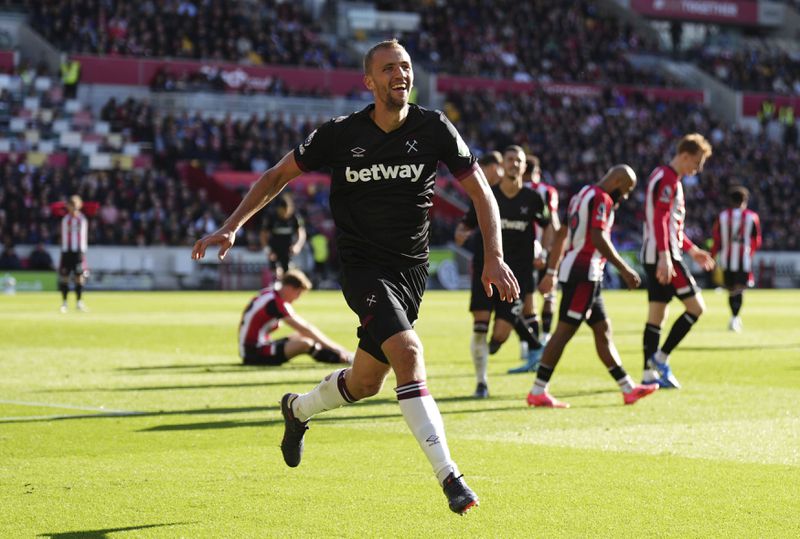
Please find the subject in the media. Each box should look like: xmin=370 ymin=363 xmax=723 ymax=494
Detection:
xmin=0 ymin=399 xmax=140 ymax=415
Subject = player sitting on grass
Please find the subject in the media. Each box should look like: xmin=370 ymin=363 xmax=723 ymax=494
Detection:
xmin=239 ymin=269 xmax=352 ymax=366
xmin=527 ymin=165 xmax=659 ymax=408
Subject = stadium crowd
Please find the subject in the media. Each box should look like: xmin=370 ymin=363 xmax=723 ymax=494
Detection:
xmin=393 ymin=0 xmax=680 ymax=87
xmin=444 ymin=88 xmax=800 ymax=251
xmin=0 ymin=161 xmax=228 ymax=248
xmin=697 ymin=45 xmax=800 ymax=95
xmin=23 ymin=0 xmax=346 ymax=68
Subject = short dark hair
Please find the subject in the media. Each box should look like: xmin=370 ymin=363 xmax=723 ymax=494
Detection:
xmin=478 ymin=151 xmax=502 ymax=166
xmin=363 ymin=39 xmax=406 ymax=74
xmin=730 ymin=186 xmax=749 ymax=206
xmin=503 ymin=145 xmax=525 ymax=156
xmin=282 ymin=269 xmax=312 ymax=291
xmin=526 ymin=155 xmax=540 ymax=170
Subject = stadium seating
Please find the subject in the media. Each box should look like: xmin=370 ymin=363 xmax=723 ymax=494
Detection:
xmin=25 ymin=0 xmax=349 ymax=68
xmin=392 ymin=0 xmax=681 ymax=87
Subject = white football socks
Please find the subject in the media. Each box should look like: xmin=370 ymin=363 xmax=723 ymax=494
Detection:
xmin=470 ymin=331 xmax=489 ymax=385
xmin=396 ymin=380 xmax=459 ymax=485
xmin=292 ymin=368 xmax=355 ymax=422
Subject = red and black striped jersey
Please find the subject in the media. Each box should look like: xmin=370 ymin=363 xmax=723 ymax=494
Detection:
xmin=712 ymin=208 xmax=762 ymax=272
xmin=559 ymin=185 xmax=614 ymax=283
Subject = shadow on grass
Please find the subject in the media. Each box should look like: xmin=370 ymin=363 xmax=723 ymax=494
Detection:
xmin=138 ymin=402 xmax=546 ymax=432
xmin=0 ymin=405 xmax=279 ymax=424
xmin=38 ymin=522 xmax=192 ymax=538
xmin=679 ymin=343 xmax=800 ymax=352
xmin=38 ymin=379 xmax=326 ymax=393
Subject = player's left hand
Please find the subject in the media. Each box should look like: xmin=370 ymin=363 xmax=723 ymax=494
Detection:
xmin=482 ymin=257 xmax=520 ymax=302
xmin=538 ymin=273 xmax=554 ymax=295
xmin=691 ymin=248 xmax=716 ymax=271
xmin=620 ymin=266 xmax=641 ymax=290
xmin=192 ymin=228 xmax=237 ymax=261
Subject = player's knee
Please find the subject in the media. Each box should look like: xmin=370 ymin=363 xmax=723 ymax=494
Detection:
xmin=592 ymin=321 xmax=612 ymax=344
xmin=688 ymin=299 xmax=706 ymax=318
xmin=348 ymin=375 xmax=383 ymax=399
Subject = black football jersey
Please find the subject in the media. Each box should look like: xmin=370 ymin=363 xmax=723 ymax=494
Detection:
xmin=262 ymin=212 xmax=303 ymax=253
xmin=293 ymin=104 xmax=477 ymax=268
xmin=463 ymin=184 xmax=550 ymax=269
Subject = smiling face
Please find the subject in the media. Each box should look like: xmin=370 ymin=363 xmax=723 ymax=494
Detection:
xmin=364 ymin=44 xmax=413 ymax=112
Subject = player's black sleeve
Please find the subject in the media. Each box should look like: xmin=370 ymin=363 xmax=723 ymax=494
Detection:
xmin=293 ymin=119 xmax=337 ymax=171
xmin=435 ymin=111 xmax=477 ymax=180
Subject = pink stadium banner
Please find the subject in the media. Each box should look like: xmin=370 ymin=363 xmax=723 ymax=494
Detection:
xmin=741 ymin=93 xmax=800 ymax=117
xmin=629 ymin=0 xmax=781 ymax=26
xmin=0 ymin=50 xmax=14 ymax=70
xmin=437 ymin=75 xmax=706 ymax=104
xmin=75 ymin=55 xmax=366 ymax=95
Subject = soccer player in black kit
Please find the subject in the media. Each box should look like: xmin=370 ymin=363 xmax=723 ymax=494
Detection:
xmin=192 ymin=39 xmax=518 ymax=515
xmin=455 ymin=146 xmax=554 ymax=398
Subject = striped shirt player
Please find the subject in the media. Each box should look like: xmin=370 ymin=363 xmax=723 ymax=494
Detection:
xmin=712 ymin=206 xmax=762 ymax=280
xmin=711 ymin=186 xmax=762 ymax=331
xmin=640 ymin=164 xmax=699 ymax=300
xmin=59 ymin=195 xmax=89 ymax=313
xmin=558 ymin=184 xmax=614 ymax=325
xmin=527 ymin=166 xmax=657 ymax=409
xmin=640 ymin=134 xmax=715 ymax=389
xmin=239 ymin=270 xmax=351 ymax=366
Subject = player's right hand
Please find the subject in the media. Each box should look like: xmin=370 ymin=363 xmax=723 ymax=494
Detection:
xmin=482 ymin=257 xmax=520 ymax=302
xmin=655 ymin=254 xmax=675 ymax=285
xmin=620 ymin=266 xmax=641 ymax=290
xmin=191 ymin=228 xmax=237 ymax=261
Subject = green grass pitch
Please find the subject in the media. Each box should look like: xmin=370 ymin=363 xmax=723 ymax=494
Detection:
xmin=1 ymin=289 xmax=798 ymax=537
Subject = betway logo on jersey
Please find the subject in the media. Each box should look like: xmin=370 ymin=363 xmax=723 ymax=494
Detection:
xmin=501 ymin=219 xmax=528 ymax=231
xmin=345 ymin=164 xmax=425 ymax=183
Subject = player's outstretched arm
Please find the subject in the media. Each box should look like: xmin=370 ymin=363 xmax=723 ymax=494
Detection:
xmin=460 ymin=169 xmax=519 ymax=302
xmin=590 ymin=228 xmax=641 ymax=289
xmin=191 ymin=151 xmax=304 ymax=261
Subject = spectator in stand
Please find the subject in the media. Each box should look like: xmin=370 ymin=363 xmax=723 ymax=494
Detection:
xmin=27 ymin=243 xmax=55 ymax=270
xmin=0 ymin=242 xmax=22 ymax=270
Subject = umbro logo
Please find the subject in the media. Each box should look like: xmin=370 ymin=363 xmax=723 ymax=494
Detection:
xmin=405 ymin=139 xmax=418 ymax=154
xmin=520 ymin=206 xmax=528 ymax=215
xmin=365 ymin=293 xmax=377 ymax=306
xmin=425 ymin=434 xmax=440 ymax=446
xmin=351 ymin=147 xmax=366 ymax=157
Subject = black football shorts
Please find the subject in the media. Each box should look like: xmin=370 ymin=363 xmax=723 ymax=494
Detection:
xmin=340 ymin=263 xmax=428 ymax=364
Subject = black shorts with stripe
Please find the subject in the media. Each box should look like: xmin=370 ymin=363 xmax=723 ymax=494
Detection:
xmin=469 ymin=259 xmax=529 ymax=323
xmin=340 ymin=263 xmax=428 ymax=365
xmin=558 ymin=279 xmax=607 ymax=326
xmin=241 ymin=338 xmax=289 ymax=366
xmin=644 ymin=257 xmax=699 ymax=303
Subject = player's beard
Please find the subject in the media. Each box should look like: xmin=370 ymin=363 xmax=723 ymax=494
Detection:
xmin=381 ymin=84 xmax=409 ymax=111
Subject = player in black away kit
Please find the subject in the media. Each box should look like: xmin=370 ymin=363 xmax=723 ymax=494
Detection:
xmin=456 ymin=146 xmax=555 ymax=397
xmin=192 ymin=39 xmax=518 ymax=515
